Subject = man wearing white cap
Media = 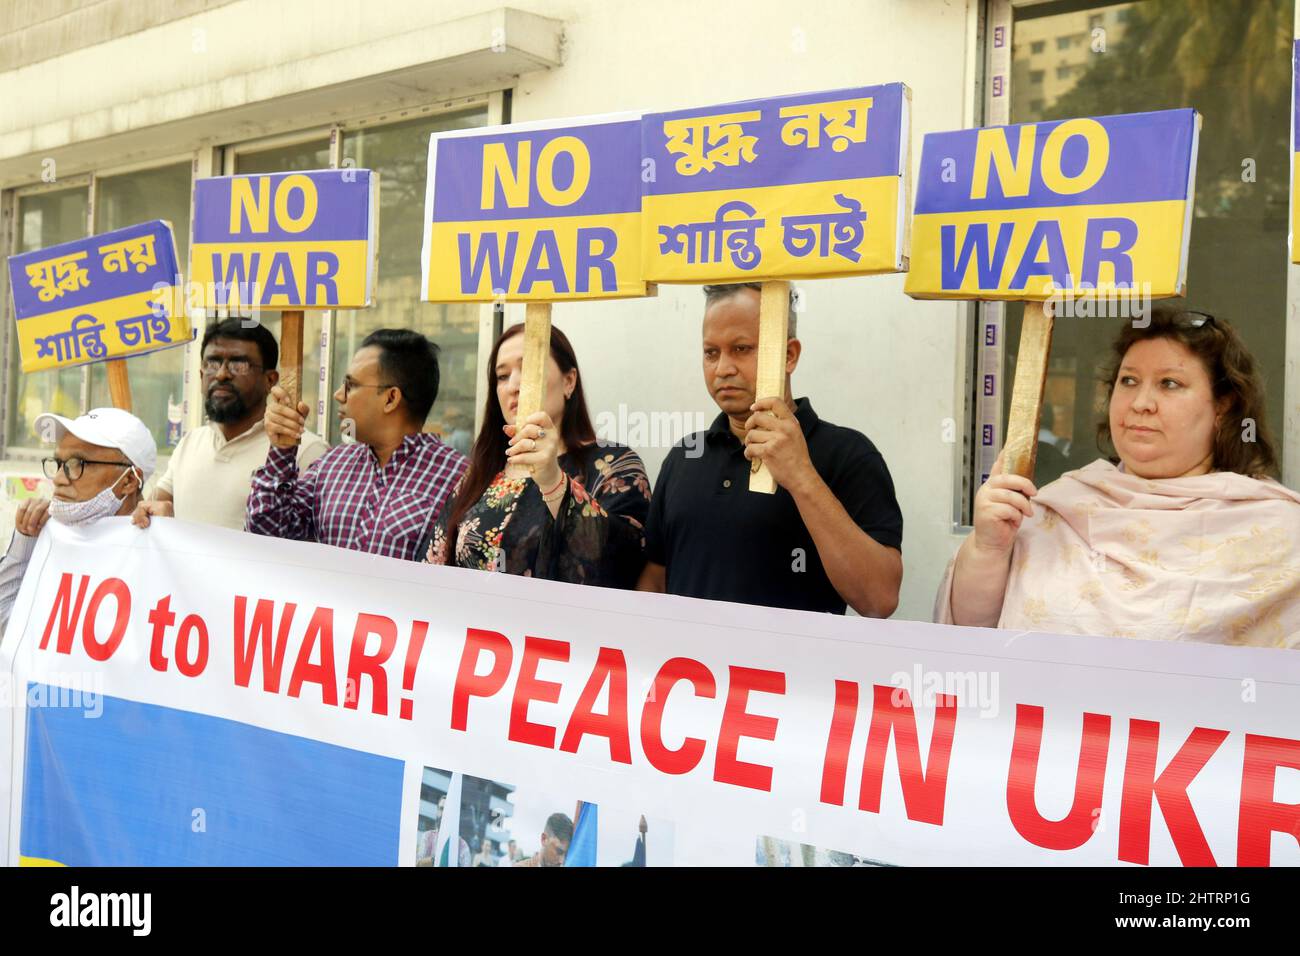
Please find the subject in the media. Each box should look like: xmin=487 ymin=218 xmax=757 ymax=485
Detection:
xmin=0 ymin=407 xmax=156 ymax=633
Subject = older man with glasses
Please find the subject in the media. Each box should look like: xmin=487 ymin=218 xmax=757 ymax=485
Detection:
xmin=132 ymin=318 xmax=328 ymax=532
xmin=0 ymin=407 xmax=156 ymax=633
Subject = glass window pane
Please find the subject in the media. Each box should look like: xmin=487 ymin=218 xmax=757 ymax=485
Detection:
xmin=87 ymin=163 xmax=192 ymax=449
xmin=225 ymin=140 xmax=332 ymax=433
xmin=8 ymin=187 xmax=88 ymax=447
xmin=335 ymin=109 xmax=488 ymax=448
xmin=1003 ymin=0 xmax=1290 ymax=486
xmin=234 ymin=141 xmax=331 ymax=174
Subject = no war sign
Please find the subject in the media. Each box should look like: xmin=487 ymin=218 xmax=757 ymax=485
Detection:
xmin=906 ymin=109 xmax=1199 ymax=301
xmin=190 ymin=169 xmax=379 ymax=310
xmin=422 ymin=114 xmax=648 ymax=302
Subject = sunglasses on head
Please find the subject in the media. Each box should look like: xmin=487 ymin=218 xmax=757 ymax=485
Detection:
xmin=1174 ymin=310 xmax=1216 ymax=330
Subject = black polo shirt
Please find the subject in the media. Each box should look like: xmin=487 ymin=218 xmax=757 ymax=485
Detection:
xmin=644 ymin=398 xmax=903 ymax=614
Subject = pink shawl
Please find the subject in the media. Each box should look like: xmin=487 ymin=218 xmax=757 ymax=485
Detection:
xmin=935 ymin=459 xmax=1300 ymax=647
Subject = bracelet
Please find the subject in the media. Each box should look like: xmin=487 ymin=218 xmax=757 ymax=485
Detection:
xmin=540 ymin=474 xmax=567 ymax=501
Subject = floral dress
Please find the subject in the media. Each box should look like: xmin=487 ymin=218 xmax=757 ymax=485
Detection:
xmin=421 ymin=441 xmax=651 ymax=589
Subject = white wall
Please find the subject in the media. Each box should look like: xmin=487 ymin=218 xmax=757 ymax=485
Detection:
xmin=0 ymin=0 xmax=978 ymax=620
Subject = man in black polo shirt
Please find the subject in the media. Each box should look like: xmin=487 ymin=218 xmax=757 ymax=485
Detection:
xmin=637 ymin=283 xmax=903 ymax=616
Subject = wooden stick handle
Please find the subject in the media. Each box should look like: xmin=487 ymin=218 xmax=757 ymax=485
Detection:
xmin=279 ymin=310 xmax=305 ymax=406
xmin=106 ymin=359 xmax=132 ymax=412
xmin=506 ymin=303 xmax=553 ymax=480
xmin=1003 ymin=300 xmax=1055 ymax=480
xmin=749 ymin=281 xmax=790 ymax=494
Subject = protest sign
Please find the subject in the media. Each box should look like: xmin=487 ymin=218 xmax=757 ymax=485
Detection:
xmin=6 ymin=220 xmax=189 ymax=409
xmin=906 ymin=109 xmax=1198 ymax=301
xmin=2 ymin=521 xmax=1296 ymax=867
xmin=190 ymin=170 xmax=379 ymax=311
xmin=190 ymin=169 xmax=379 ymax=405
xmin=905 ymin=108 xmax=1200 ymax=477
xmin=642 ymin=84 xmax=911 ymax=492
xmin=422 ymin=114 xmax=648 ymax=472
xmin=422 ymin=114 xmax=647 ymax=303
xmin=641 ymin=83 xmax=910 ymax=283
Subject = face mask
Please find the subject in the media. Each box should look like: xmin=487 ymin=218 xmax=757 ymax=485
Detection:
xmin=49 ymin=466 xmax=137 ymax=527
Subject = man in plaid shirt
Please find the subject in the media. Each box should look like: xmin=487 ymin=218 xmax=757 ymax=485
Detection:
xmin=246 ymin=328 xmax=467 ymax=560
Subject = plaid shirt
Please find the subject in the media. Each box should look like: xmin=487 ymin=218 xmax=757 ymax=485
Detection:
xmin=246 ymin=433 xmax=467 ymax=561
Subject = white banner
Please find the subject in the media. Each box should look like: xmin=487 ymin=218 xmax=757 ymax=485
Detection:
xmin=1 ymin=519 xmax=1297 ymax=867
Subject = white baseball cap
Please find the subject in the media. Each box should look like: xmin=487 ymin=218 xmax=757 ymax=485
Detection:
xmin=34 ymin=407 xmax=157 ymax=480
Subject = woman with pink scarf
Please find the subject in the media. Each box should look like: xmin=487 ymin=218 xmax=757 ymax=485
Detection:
xmin=937 ymin=309 xmax=1300 ymax=647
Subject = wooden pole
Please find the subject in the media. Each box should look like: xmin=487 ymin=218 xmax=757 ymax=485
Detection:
xmin=106 ymin=359 xmax=132 ymax=412
xmin=279 ymin=309 xmax=306 ymax=406
xmin=505 ymin=302 xmax=553 ymax=480
xmin=748 ymin=280 xmax=790 ymax=494
xmin=1003 ymin=299 xmax=1055 ymax=479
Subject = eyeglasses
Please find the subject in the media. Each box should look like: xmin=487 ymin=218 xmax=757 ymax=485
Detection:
xmin=341 ymin=377 xmax=396 ymax=400
xmin=42 ymin=455 xmax=131 ymax=482
xmin=201 ymin=356 xmax=265 ymax=376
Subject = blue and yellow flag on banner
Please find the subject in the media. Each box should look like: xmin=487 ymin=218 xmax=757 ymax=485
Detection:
xmin=19 ymin=683 xmax=404 ymax=866
xmin=564 ymin=801 xmax=598 ymax=867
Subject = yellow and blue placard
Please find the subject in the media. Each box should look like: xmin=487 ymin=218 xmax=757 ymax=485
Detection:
xmin=7 ymin=219 xmax=190 ymax=373
xmin=190 ymin=169 xmax=378 ymax=309
xmin=641 ymin=84 xmax=910 ymax=283
xmin=423 ymin=114 xmax=648 ymax=302
xmin=906 ymin=108 xmax=1200 ymax=300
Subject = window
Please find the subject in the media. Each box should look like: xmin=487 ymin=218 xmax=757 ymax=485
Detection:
xmin=1031 ymin=40 xmax=1045 ymax=54
xmin=1029 ymin=70 xmax=1045 ymax=85
xmin=994 ymin=0 xmax=1290 ymax=489
xmin=7 ymin=185 xmax=89 ymax=449
xmin=1055 ymin=65 xmax=1072 ymax=80
xmin=87 ymin=162 xmax=192 ymax=448
xmin=1056 ymin=36 xmax=1072 ymax=50
xmin=334 ymin=108 xmax=489 ymax=450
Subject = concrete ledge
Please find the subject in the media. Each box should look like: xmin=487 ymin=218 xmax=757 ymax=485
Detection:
xmin=0 ymin=5 xmax=563 ymax=188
